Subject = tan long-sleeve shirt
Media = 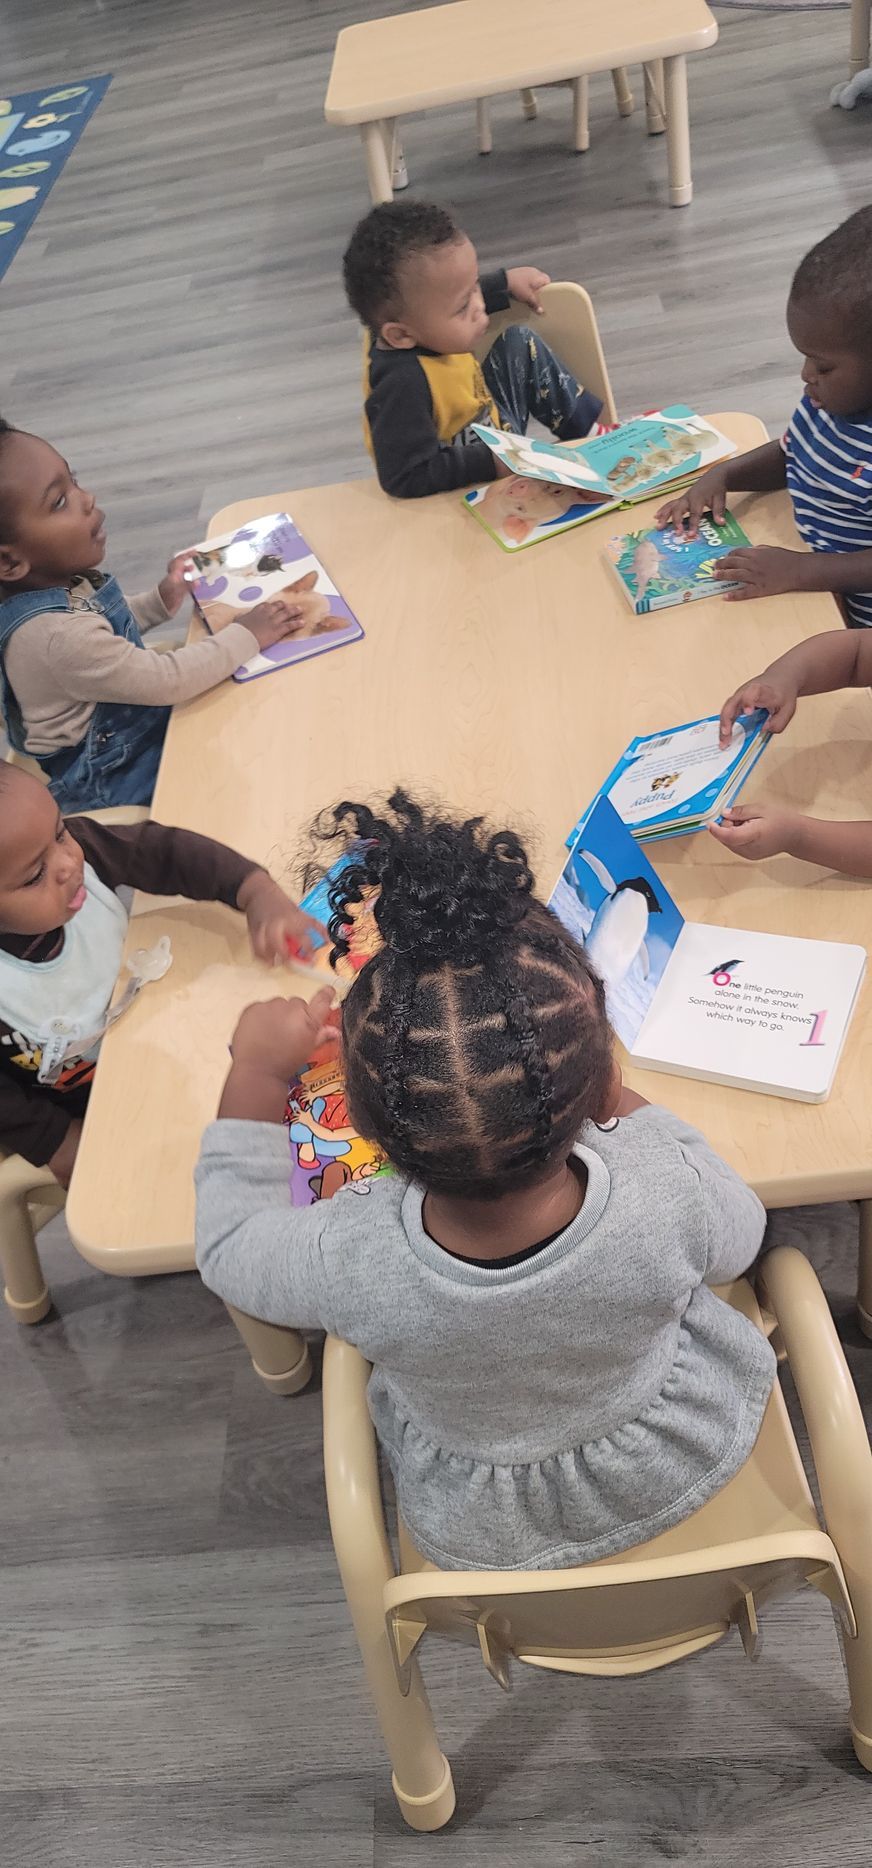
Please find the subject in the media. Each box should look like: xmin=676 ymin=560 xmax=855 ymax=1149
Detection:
xmin=4 ymin=577 xmax=259 ymax=756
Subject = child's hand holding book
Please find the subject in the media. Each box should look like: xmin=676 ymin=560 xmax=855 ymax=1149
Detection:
xmin=236 ymin=871 xmax=327 ymax=966
xmin=709 ymin=803 xmax=800 ymax=861
xmin=219 ymin=986 xmax=338 ymax=1122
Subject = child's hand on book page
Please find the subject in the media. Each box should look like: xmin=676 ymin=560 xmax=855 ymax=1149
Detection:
xmin=237 ymin=871 xmax=327 ymax=965
xmin=715 ymin=545 xmax=809 ymax=601
xmin=709 ymin=803 xmax=799 ymax=861
xmin=230 ymin=987 xmax=338 ymax=1081
xmin=159 ymin=552 xmax=198 ymax=615
xmin=245 ymin=596 xmax=307 ymax=650
xmin=719 ymin=675 xmax=798 ymax=746
xmin=505 ymin=265 xmax=550 ymax=314
xmin=655 ymin=466 xmax=729 ymax=536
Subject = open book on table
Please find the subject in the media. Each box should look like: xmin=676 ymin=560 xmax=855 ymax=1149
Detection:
xmin=463 ymin=405 xmax=736 ymax=551
xmin=548 ymin=795 xmax=865 ymax=1102
xmin=185 ymin=512 xmax=364 ymax=682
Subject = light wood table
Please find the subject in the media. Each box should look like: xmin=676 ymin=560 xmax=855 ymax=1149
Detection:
xmin=324 ymin=0 xmax=717 ymax=207
xmin=65 ymin=412 xmax=872 ymax=1360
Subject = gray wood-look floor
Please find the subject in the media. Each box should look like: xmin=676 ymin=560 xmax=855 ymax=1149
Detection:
xmin=3 ymin=2 xmax=872 ymax=1862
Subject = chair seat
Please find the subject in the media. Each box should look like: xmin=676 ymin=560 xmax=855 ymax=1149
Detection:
xmin=389 ymin=1279 xmax=851 ymax=1682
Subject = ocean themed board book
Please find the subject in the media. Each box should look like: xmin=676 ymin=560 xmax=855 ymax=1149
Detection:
xmin=603 ymin=514 xmax=751 ymax=612
xmin=284 ymin=856 xmax=391 ymax=1207
xmin=462 ymin=407 xmax=736 ymax=552
xmin=549 ymin=796 xmax=865 ymax=1102
xmin=186 ymin=512 xmax=364 ymax=682
xmin=565 ymin=712 xmax=771 ymax=847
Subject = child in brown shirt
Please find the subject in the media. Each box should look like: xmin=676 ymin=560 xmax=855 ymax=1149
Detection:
xmin=0 ymin=761 xmax=324 ymax=1184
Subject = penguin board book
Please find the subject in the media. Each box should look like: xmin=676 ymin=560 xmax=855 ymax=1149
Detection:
xmin=549 ymin=795 xmax=865 ymax=1101
xmin=565 ymin=711 xmax=771 ymax=848
xmin=462 ymin=407 xmax=736 ymax=551
xmin=184 ymin=512 xmax=364 ymax=681
xmin=603 ymin=514 xmax=751 ymax=613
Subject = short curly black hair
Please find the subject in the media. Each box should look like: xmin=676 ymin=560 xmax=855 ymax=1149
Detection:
xmin=307 ymin=789 xmax=615 ymax=1199
xmin=342 ymin=200 xmax=462 ymax=333
xmin=790 ymin=205 xmax=872 ymax=347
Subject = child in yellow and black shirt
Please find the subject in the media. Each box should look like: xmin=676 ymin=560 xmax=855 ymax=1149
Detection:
xmin=342 ymin=200 xmax=603 ymax=499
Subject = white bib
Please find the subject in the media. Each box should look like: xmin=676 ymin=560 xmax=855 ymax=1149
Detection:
xmin=0 ymin=863 xmax=128 ymax=1083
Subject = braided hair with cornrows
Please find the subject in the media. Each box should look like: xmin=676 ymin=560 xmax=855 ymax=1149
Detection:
xmin=309 ymin=790 xmax=615 ymax=1199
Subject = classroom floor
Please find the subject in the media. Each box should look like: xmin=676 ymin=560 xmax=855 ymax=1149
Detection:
xmin=3 ymin=3 xmax=872 ymax=1864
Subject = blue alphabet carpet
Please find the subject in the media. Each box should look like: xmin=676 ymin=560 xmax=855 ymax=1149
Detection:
xmin=0 ymin=76 xmax=112 ymax=284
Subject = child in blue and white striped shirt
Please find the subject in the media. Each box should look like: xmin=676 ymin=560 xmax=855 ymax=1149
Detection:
xmin=657 ymin=206 xmax=872 ymax=628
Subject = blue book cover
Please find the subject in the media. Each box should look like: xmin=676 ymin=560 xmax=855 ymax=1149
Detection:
xmin=566 ymin=712 xmax=770 ymax=848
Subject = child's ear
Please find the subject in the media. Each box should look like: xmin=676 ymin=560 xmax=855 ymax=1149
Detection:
xmin=0 ymin=542 xmax=28 ymax=582
xmin=380 ymin=319 xmax=417 ymax=350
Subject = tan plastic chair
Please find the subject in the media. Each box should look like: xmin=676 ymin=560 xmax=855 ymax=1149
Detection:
xmin=478 ymin=278 xmax=618 ymax=425
xmin=323 ymin=1249 xmax=872 ymax=1831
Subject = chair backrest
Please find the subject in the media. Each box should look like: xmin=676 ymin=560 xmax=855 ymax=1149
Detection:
xmin=478 ymin=281 xmax=618 ymax=425
xmin=384 ymin=1531 xmax=849 ymax=1690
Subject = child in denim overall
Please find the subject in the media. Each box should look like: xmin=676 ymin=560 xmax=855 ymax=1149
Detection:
xmin=0 ymin=418 xmax=304 ymax=811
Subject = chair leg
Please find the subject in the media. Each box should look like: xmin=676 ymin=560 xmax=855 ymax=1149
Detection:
xmin=477 ymin=97 xmax=493 ymax=154
xmin=223 ymin=1304 xmax=312 ymax=1396
xmin=572 ymin=76 xmax=590 ymax=153
xmin=323 ymin=1338 xmax=455 ymax=1830
xmin=663 ymin=54 xmax=692 ymax=207
xmin=342 ymin=1554 xmax=455 ymax=1829
xmin=520 ymin=87 xmax=537 ymax=120
xmin=857 ymin=1201 xmax=872 ymax=1338
xmin=759 ymin=1247 xmax=872 ymax=1773
xmin=361 ymin=120 xmax=393 ymax=204
xmin=1 ymin=1191 xmax=52 ymax=1324
xmin=612 ymin=66 xmax=634 ymax=118
xmin=851 ymin=0 xmax=872 ymax=75
xmin=644 ymin=59 xmax=666 ymax=135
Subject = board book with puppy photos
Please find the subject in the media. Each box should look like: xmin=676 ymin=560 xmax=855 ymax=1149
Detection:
xmin=565 ymin=712 xmax=771 ymax=848
xmin=549 ymin=794 xmax=865 ymax=1102
xmin=463 ymin=406 xmax=736 ymax=552
xmin=185 ymin=512 xmax=364 ymax=682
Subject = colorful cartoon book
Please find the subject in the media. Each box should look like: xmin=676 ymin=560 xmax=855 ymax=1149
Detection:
xmin=566 ymin=712 xmax=771 ymax=848
xmin=549 ymin=795 xmax=865 ymax=1101
xmin=463 ymin=406 xmax=737 ymax=552
xmin=284 ymin=855 xmax=391 ymax=1207
xmin=603 ymin=513 xmax=751 ymax=612
xmin=185 ymin=512 xmax=363 ymax=682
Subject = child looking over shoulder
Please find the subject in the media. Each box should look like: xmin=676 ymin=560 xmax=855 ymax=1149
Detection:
xmin=0 ymin=417 xmax=305 ymax=811
xmin=0 ymin=763 xmax=322 ymax=1187
xmin=657 ymin=206 xmax=872 ymax=625
xmin=196 ymin=791 xmax=773 ymax=1572
xmin=342 ymin=200 xmax=603 ymax=500
xmin=712 ymin=630 xmax=872 ymax=873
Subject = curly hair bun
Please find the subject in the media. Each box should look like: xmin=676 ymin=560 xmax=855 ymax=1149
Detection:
xmin=327 ymin=790 xmax=534 ymax=967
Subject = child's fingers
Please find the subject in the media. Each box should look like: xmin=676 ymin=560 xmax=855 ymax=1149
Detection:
xmin=307 ymin=985 xmax=338 ymax=1028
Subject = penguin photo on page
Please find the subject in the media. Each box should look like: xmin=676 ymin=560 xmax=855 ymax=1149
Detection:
xmin=568 ymin=847 xmax=662 ymax=991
